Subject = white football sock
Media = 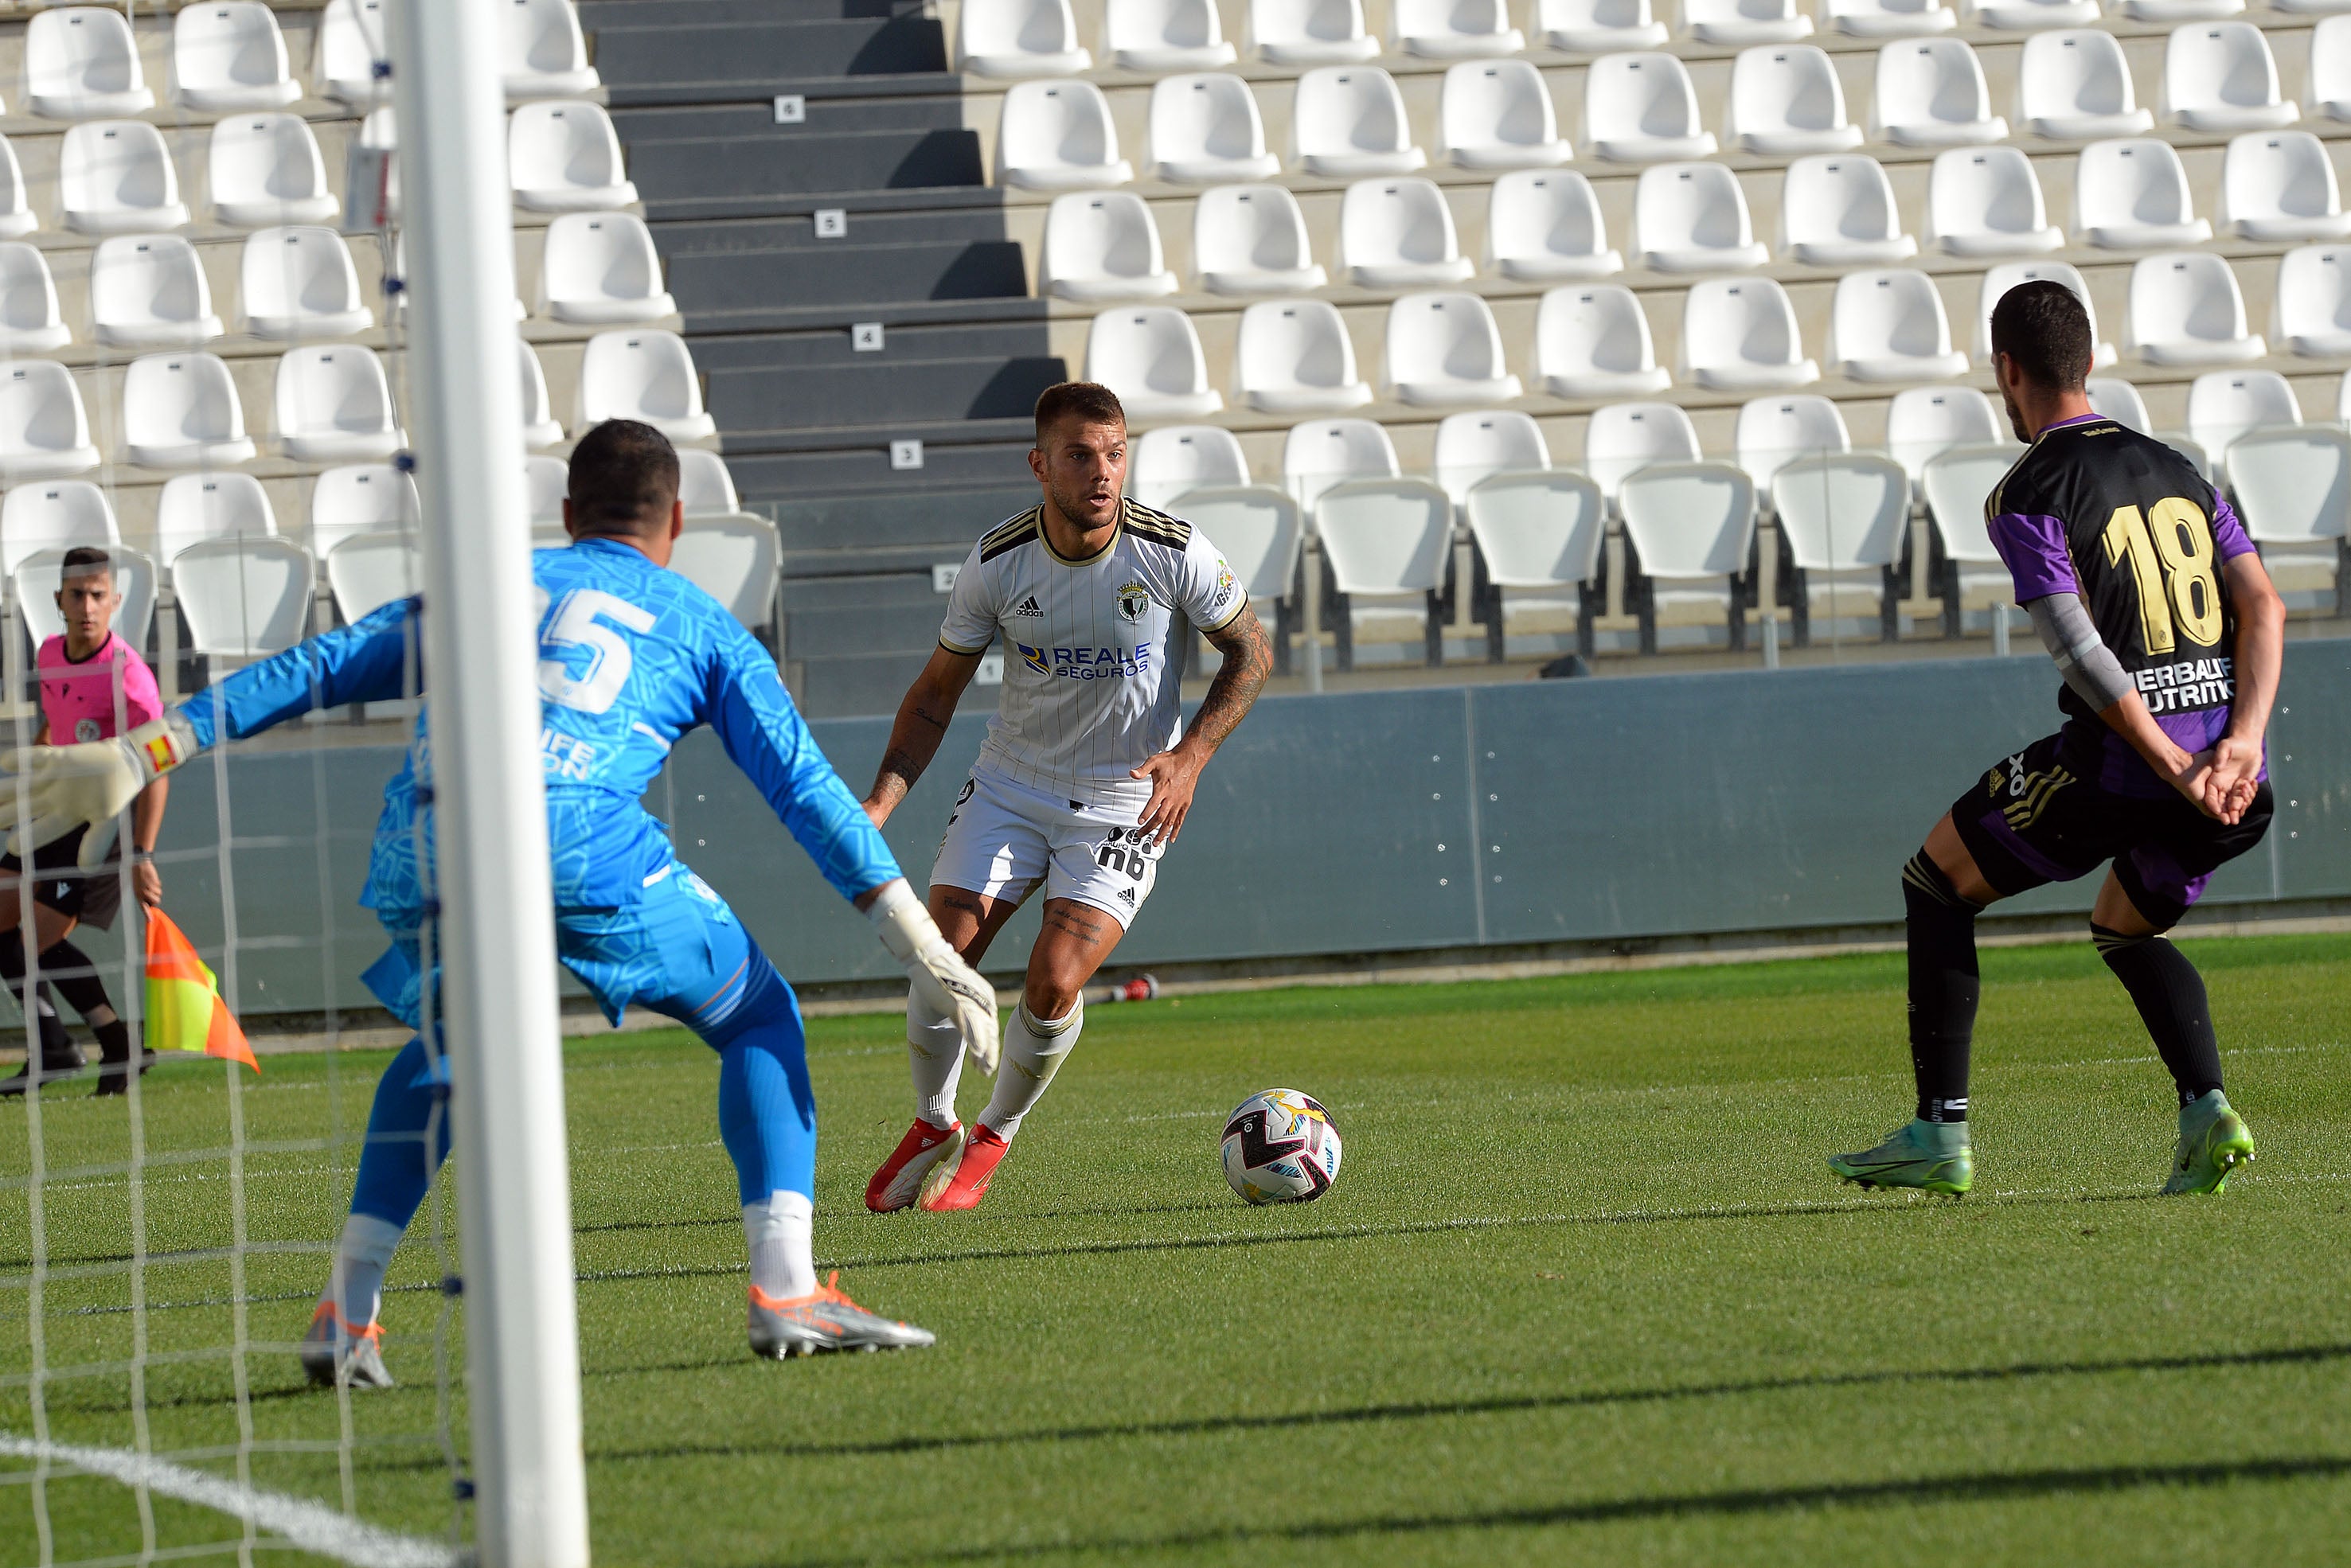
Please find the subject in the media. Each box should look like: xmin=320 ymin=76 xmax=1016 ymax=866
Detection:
xmin=978 ymin=998 xmax=1081 ymax=1141
xmin=322 ymin=1213 xmax=404 ymax=1328
xmin=743 ymin=1189 xmax=817 ymax=1301
xmin=907 ymin=985 xmax=965 ymax=1128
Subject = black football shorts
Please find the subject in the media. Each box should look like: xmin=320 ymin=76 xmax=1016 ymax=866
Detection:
xmin=0 ymin=824 xmax=125 ymax=930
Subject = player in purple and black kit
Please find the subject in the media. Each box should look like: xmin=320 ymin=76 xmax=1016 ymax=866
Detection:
xmin=1830 ymin=280 xmax=2286 ymax=1198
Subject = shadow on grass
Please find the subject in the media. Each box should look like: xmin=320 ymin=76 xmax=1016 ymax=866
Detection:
xmin=756 ymin=1453 xmax=2351 ymax=1566
xmin=592 ymin=1341 xmax=2351 ymax=1465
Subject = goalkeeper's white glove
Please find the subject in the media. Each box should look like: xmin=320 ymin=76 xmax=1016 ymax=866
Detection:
xmin=2 ymin=713 xmax=198 ymax=868
xmin=868 ymin=879 xmax=1000 ymax=1075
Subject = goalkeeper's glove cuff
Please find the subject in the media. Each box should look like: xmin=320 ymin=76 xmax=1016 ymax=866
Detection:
xmin=129 ymin=712 xmax=201 ymax=783
xmin=868 ymin=878 xmax=931 ymax=962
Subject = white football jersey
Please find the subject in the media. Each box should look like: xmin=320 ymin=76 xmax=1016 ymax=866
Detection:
xmin=939 ymin=497 xmax=1245 ymax=810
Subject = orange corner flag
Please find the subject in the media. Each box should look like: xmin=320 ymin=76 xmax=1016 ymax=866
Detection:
xmin=144 ymin=907 xmax=258 ymax=1073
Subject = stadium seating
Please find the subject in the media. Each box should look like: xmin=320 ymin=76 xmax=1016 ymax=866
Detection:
xmin=519 ymin=339 xmax=564 ymax=449
xmin=1828 ymin=0 xmax=1955 ymax=37
xmin=1149 ymin=74 xmax=1281 ymax=184
xmin=1431 ymin=408 xmax=1549 ymax=504
xmin=171 ymin=3 xmax=302 ymax=113
xmin=92 ymin=235 xmax=225 ymax=349
xmin=325 ymin=528 xmax=421 ymax=622
xmin=171 ymin=536 xmax=314 ymax=658
xmin=2017 ymin=30 xmax=2153 ymax=140
xmin=2310 ymin=16 xmax=2351 ymax=120
xmin=2087 ymin=375 xmax=2154 ymax=430
xmin=1312 ymin=476 xmax=1452 ymax=667
xmin=1919 ymin=443 xmax=2020 ymax=633
xmin=1233 ymin=298 xmax=1372 ymax=412
xmin=1887 ymin=384 xmax=2005 ymax=486
xmin=539 ymin=213 xmax=678 ymax=323
xmin=1291 ymin=67 xmax=1425 ymax=175
xmin=678 ymin=449 xmax=747 ymax=519
xmin=2184 ymin=369 xmax=2299 ymax=459
xmin=1727 ymin=45 xmax=1862 ymax=154
xmin=1463 ymin=468 xmax=1604 ymax=660
xmin=1683 ymin=0 xmax=1812 ymax=45
xmin=2126 ymin=252 xmax=2265 ymax=362
xmin=1830 ymin=269 xmax=1968 ymax=381
xmin=1382 ymin=291 xmax=1521 ymax=404
xmin=1582 ymin=52 xmax=1716 ymax=161
xmin=1439 ymin=60 xmax=1572 ymax=167
xmin=957 ymin=0 xmax=1091 ymax=76
xmin=1771 ymin=453 xmax=1908 ymax=642
xmin=2075 ymin=138 xmax=2212 ymax=249
xmin=670 ymin=517 xmax=782 ymax=629
xmin=0 ymin=361 xmax=98 ymax=479
xmin=308 ymin=462 xmax=418 ymax=556
xmin=315 ymin=0 xmax=393 ymax=107
xmin=1634 ymin=161 xmax=1768 ymax=271
xmin=502 ymin=0 xmax=601 ymax=102
xmin=1617 ymin=461 xmax=1755 ymax=649
xmin=1338 ymin=177 xmax=1473 ymax=286
xmin=273 ymin=344 xmax=400 ymax=461
xmin=1927 ymin=146 xmax=2063 ymax=255
xmin=1193 ymin=185 xmax=1326 ymax=292
xmin=1969 ymin=0 xmax=2099 ymax=33
xmin=2273 ymin=244 xmax=2351 ymax=354
xmin=1483 ymin=170 xmax=1622 ymax=278
xmin=1282 ymin=415 xmax=1397 ymax=513
xmin=1131 ymin=424 xmax=1251 ymax=510
xmin=156 ymin=470 xmax=279 ymax=567
xmin=1779 ymin=154 xmax=1916 ymax=264
xmin=1086 ymin=305 xmax=1223 ymax=416
xmin=2224 ymin=424 xmax=2349 ymax=611
xmin=2219 ymin=133 xmax=2351 ymax=240
xmin=2161 ymin=23 xmax=2295 ymax=131
xmin=241 ymin=226 xmax=373 ymax=339
xmin=1176 ymin=486 xmax=1302 ymax=649
xmin=1534 ymin=283 xmax=1671 ymax=396
xmin=61 ymin=121 xmax=192 ymax=236
xmin=1246 ymin=0 xmax=1380 ymax=64
xmin=577 ymin=330 xmax=717 ymax=440
xmin=998 ymin=80 xmax=1131 ymax=189
xmin=1583 ymin=400 xmax=1700 ymax=497
xmin=0 ymin=140 xmax=35 ymax=240
xmin=25 ymin=8 xmax=154 ymax=120
xmin=0 ymin=246 xmax=68 ymax=354
xmin=123 ymin=353 xmax=256 ymax=470
xmin=1391 ymin=0 xmax=1523 ymax=56
xmin=0 ymin=479 xmax=117 ymax=576
xmin=1042 ymin=192 xmax=1179 ymax=302
xmin=1871 ymin=38 xmax=2006 ymax=145
xmin=1106 ymin=0 xmax=1237 ymax=70
xmin=209 ymin=115 xmax=342 ymax=228
xmin=1736 ymin=393 xmax=1852 ymax=492
xmin=1974 ymin=259 xmax=2115 ymax=363
xmin=525 ymin=454 xmax=568 ymax=526
xmin=1679 ymin=277 xmax=1818 ymax=389
xmin=511 ymin=103 xmax=639 ymax=213
xmin=1536 ymin=0 xmax=1667 ymax=51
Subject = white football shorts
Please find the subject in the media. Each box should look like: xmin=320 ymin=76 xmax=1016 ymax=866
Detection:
xmin=929 ymin=766 xmax=1162 ymax=929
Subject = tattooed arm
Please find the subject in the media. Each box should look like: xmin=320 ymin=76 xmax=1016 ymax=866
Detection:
xmin=863 ymin=644 xmax=984 ymax=826
xmin=1132 ymin=603 xmax=1273 ymax=844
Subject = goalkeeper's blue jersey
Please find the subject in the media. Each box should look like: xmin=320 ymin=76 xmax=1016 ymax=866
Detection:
xmin=177 ymin=536 xmax=900 ymax=923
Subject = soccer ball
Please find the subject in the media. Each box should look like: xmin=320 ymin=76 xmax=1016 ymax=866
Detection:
xmin=1220 ymin=1089 xmax=1341 ymax=1204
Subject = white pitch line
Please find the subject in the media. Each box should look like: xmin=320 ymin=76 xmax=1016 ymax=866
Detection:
xmin=0 ymin=1433 xmax=455 ymax=1568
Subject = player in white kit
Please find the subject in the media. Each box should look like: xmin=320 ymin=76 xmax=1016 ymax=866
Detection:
xmin=860 ymin=382 xmax=1273 ymax=1211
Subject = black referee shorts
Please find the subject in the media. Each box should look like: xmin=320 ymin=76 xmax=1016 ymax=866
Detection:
xmin=0 ymin=824 xmax=126 ymax=930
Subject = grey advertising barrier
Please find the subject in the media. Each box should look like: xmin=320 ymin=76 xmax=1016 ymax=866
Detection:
xmin=111 ymin=640 xmax=2351 ymax=1018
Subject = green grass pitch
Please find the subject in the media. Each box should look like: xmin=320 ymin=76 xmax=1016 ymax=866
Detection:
xmin=5 ymin=930 xmax=2349 ymax=1566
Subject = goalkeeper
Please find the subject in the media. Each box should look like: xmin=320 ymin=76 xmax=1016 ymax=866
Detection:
xmin=3 ymin=419 xmax=998 ymax=1379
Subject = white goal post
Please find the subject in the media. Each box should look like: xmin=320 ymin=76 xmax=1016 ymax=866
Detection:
xmin=386 ymin=1 xmax=591 ymax=1564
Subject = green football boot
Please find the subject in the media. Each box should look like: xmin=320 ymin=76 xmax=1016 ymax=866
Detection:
xmin=1827 ymin=1118 xmax=1974 ymax=1196
xmin=2163 ymin=1090 xmax=2255 ymax=1196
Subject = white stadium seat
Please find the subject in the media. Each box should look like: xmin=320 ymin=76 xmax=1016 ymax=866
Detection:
xmin=539 ymin=213 xmax=676 ymax=323
xmin=326 ymin=528 xmax=421 ymax=622
xmin=92 ymin=235 xmax=223 ymax=349
xmin=273 ymin=343 xmax=401 ymax=462
xmin=1619 ymin=461 xmax=1757 ymax=641
xmin=242 ymin=227 xmax=373 ymax=340
xmin=1235 ymin=298 xmax=1373 ymax=412
xmin=1 ymin=481 xmax=117 ymax=577
xmin=1681 ymin=0 xmax=1813 ymax=44
xmin=61 ymin=122 xmax=192 ymax=236
xmin=315 ymin=0 xmax=393 ymax=107
xmin=2310 ymin=17 xmax=2351 ymax=122
xmin=957 ymin=0 xmax=1092 ymax=76
xmin=1384 ymin=291 xmax=1521 ymax=405
xmin=577 ymin=329 xmax=716 ymax=440
xmin=1340 ymin=177 xmax=1473 ymax=287
xmin=1827 ymin=0 xmax=1954 ymax=36
xmin=1282 ymin=415 xmax=1397 ymax=513
xmin=1392 ymin=0 xmax=1524 ymax=56
xmin=2220 ymin=132 xmax=2351 ymax=240
xmin=523 ymin=453 xmax=568 ymax=529
xmin=0 ymin=361 xmax=100 ymax=478
xmin=2162 ymin=23 xmax=2296 ymax=132
xmin=123 ymin=352 xmax=256 ymax=470
xmin=1583 ymin=53 xmax=1717 ymax=162
xmin=503 ymin=0 xmax=602 ymax=101
xmin=308 ymin=462 xmax=418 ymax=556
xmin=0 ymin=138 xmax=36 ymax=240
xmin=1043 ymin=193 xmax=1178 ymax=303
xmin=2272 ymin=244 xmax=2351 ymax=354
xmin=1107 ymin=0 xmax=1237 ymax=70
xmin=2185 ymin=369 xmax=2298 ymax=460
xmin=1537 ymin=0 xmax=1668 ymax=51
xmin=998 ymin=81 xmax=1132 ymax=189
xmin=1635 ymin=161 xmax=1767 ymax=271
xmin=1465 ymin=470 xmax=1606 ymax=651
xmin=1583 ymin=400 xmax=1700 ymax=497
xmin=511 ymin=102 xmax=639 ymax=213
xmin=1728 ymin=45 xmax=1862 ymax=154
xmin=517 ymin=338 xmax=562 ymax=448
xmin=1440 ymin=60 xmax=1572 ymax=169
xmin=1771 ymin=453 xmax=1908 ymax=629
xmin=1193 ymin=185 xmax=1326 ymax=293
xmin=1830 ymin=267 xmax=1966 ymax=382
xmin=2018 ymin=31 xmax=2154 ymax=141
xmin=1291 ymin=67 xmax=1425 ymax=177
xmin=1432 ymin=409 xmax=1549 ymax=505
xmin=1872 ymin=39 xmax=2006 ymax=146
xmin=1484 ymin=170 xmax=1623 ymax=279
xmin=0 ymin=246 xmax=66 ymax=354
xmin=1314 ymin=476 xmax=1451 ymax=665
xmin=209 ymin=115 xmax=341 ymax=228
xmin=1131 ymin=424 xmax=1251 ymax=511
xmin=2074 ymin=138 xmax=2212 ymax=250
xmin=1178 ymin=487 xmax=1302 ymax=617
xmin=2126 ymin=252 xmax=2265 ymax=365
xmin=1919 ymin=443 xmax=2022 ymax=626
xmin=1536 ymin=283 xmax=1671 ymax=396
xmin=1086 ymin=305 xmax=1223 ymax=417
xmin=2225 ymin=425 xmax=2349 ymax=569
xmin=1926 ymin=146 xmax=2062 ymax=255
xmin=1975 ymin=259 xmax=2115 ymax=365
xmin=1886 ymin=384 xmax=2002 ymax=485
xmin=1680 ymin=276 xmax=1818 ymax=390
xmin=1779 ymin=154 xmax=1916 ymax=264
xmin=1736 ymin=393 xmax=1850 ymax=493
xmin=677 ymin=448 xmax=744 ymax=518
xmin=671 ymin=513 xmax=781 ymax=630
xmin=1247 ymin=0 xmax=1380 ymax=64
xmin=2118 ymin=0 xmax=2241 ymax=19
xmin=173 ymin=536 xmax=314 ymax=659
xmin=156 ymin=470 xmax=277 ymax=566
xmin=1963 ymin=0 xmax=2099 ymax=28
xmin=171 ymin=3 xmax=301 ymax=112
xmin=25 ymin=9 xmax=154 ymax=120
xmin=1150 ymin=74 xmax=1281 ymax=184
xmin=2087 ymin=375 xmax=2152 ymax=431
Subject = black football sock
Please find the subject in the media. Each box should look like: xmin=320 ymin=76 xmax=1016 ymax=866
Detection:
xmin=41 ymin=938 xmax=115 ymax=1027
xmin=1903 ymin=852 xmax=1981 ymax=1124
xmin=0 ymin=930 xmax=72 ymax=1063
xmin=2092 ymin=925 xmax=2224 ymax=1107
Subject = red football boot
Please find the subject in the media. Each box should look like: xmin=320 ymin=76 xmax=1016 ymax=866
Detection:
xmin=919 ymin=1125 xmax=1010 ymax=1211
xmin=865 ymin=1118 xmax=963 ymax=1213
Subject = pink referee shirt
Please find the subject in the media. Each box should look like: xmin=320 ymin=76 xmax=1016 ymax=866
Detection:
xmin=37 ymin=634 xmax=162 ymax=745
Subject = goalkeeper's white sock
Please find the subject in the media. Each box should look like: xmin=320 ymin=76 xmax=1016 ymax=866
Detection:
xmin=978 ymin=998 xmax=1081 ymax=1141
xmin=743 ymin=1189 xmax=817 ymax=1301
xmin=322 ymin=1213 xmax=404 ymax=1328
xmin=907 ymin=986 xmax=965 ymax=1128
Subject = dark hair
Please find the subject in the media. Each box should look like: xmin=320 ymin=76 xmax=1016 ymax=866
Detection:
xmin=1989 ymin=280 xmax=2094 ymax=392
xmin=567 ymin=419 xmax=680 ymax=536
xmin=59 ymin=546 xmax=112 ymax=581
xmin=1033 ymin=382 xmax=1126 ymax=443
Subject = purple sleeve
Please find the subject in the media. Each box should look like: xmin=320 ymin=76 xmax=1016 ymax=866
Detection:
xmin=1986 ymin=512 xmax=2080 ymax=602
xmin=2211 ymin=494 xmax=2255 ymax=563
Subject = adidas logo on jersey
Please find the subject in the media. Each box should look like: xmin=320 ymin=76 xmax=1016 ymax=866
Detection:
xmin=1012 ymin=595 xmax=1044 ymax=617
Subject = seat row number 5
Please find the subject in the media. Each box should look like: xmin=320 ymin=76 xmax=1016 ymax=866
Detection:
xmin=538 ymin=588 xmax=656 ymax=715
